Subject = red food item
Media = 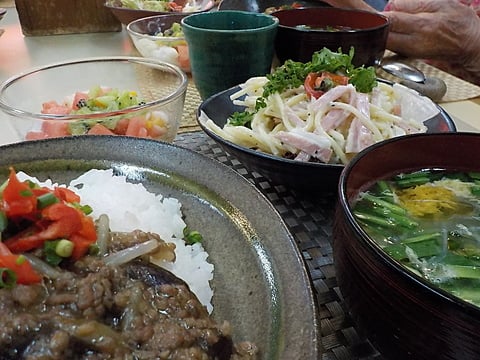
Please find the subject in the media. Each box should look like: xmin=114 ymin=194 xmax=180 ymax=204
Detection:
xmin=304 ymin=72 xmax=349 ymax=99
xmin=1 ymin=168 xmax=97 ymax=280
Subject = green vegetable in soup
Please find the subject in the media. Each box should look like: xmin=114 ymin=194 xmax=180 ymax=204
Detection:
xmin=353 ymin=170 xmax=480 ymax=307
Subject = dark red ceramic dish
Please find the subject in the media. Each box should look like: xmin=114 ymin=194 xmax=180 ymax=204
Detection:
xmin=334 ymin=132 xmax=480 ymax=360
xmin=272 ymin=7 xmax=389 ymax=66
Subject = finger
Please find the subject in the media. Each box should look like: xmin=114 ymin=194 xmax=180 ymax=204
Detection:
xmin=385 ymin=0 xmax=443 ymax=13
xmin=383 ymin=11 xmax=426 ymax=34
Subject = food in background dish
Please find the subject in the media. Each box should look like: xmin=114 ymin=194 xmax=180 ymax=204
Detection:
xmin=353 ymin=169 xmax=480 ymax=308
xmin=264 ymin=1 xmax=303 ymax=14
xmin=0 ymin=168 xmax=257 ymax=359
xmin=114 ymin=0 xmax=203 ymax=12
xmin=200 ymin=48 xmax=440 ymax=165
xmin=295 ymin=24 xmax=356 ymax=32
xmin=26 ymin=86 xmax=172 ymax=140
xmin=134 ymin=22 xmax=190 ymax=71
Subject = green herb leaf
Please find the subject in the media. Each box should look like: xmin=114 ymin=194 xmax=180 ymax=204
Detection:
xmin=44 ymin=240 xmax=64 ymax=266
xmin=227 ymin=47 xmax=377 ymax=126
xmin=183 ymin=227 xmax=203 ymax=245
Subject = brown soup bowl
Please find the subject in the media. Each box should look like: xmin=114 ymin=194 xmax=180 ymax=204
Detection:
xmin=272 ymin=7 xmax=389 ymax=67
xmin=333 ymin=132 xmax=480 ymax=360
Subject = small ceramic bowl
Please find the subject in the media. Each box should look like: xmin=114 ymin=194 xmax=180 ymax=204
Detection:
xmin=182 ymin=10 xmax=279 ymax=100
xmin=0 ymin=57 xmax=188 ymax=142
xmin=127 ymin=14 xmax=190 ymax=72
xmin=272 ymin=7 xmax=389 ymax=66
xmin=105 ymin=0 xmax=215 ymax=25
xmin=334 ymin=133 xmax=480 ymax=360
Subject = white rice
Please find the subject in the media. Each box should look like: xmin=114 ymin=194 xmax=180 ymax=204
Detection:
xmin=17 ymin=169 xmax=214 ymax=313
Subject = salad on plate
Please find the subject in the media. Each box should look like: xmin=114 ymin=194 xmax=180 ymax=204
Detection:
xmin=199 ymin=47 xmax=442 ymax=165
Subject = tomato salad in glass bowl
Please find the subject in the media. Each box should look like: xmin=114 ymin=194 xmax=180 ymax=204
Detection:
xmin=0 ymin=57 xmax=188 ymax=143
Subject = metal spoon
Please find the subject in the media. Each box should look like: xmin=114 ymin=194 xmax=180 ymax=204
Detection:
xmin=380 ymin=60 xmax=426 ymax=83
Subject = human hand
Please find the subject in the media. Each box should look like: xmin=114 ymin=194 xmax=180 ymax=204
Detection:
xmin=320 ymin=0 xmax=377 ymax=11
xmin=383 ymin=0 xmax=480 ymax=73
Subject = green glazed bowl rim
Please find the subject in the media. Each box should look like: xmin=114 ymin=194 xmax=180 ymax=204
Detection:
xmin=181 ymin=10 xmax=279 ymax=33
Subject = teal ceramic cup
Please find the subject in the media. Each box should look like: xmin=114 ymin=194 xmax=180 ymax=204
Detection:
xmin=181 ymin=10 xmax=279 ymax=100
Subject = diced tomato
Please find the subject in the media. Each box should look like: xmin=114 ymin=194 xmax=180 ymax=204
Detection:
xmin=41 ymin=101 xmax=70 ymax=115
xmin=40 ymin=120 xmax=70 ymax=138
xmin=1 ymin=169 xmax=97 ymax=270
xmin=53 ymin=187 xmax=80 ymax=204
xmin=125 ymin=116 xmax=147 ymax=138
xmin=5 ymin=203 xmax=83 ymax=253
xmin=0 ymin=242 xmax=41 ymax=284
xmin=2 ymin=168 xmax=37 ymax=218
xmin=87 ymin=124 xmax=116 ymax=135
xmin=26 ymin=120 xmax=70 ymax=140
xmin=25 ymin=131 xmax=49 ymax=140
xmin=304 ymin=72 xmax=349 ymax=99
xmin=176 ymin=44 xmax=190 ymax=71
xmin=148 ymin=124 xmax=167 ymax=138
xmin=168 ymin=1 xmax=183 ymax=11
xmin=113 ymin=118 xmax=129 ymax=135
xmin=0 ymin=254 xmax=42 ymax=284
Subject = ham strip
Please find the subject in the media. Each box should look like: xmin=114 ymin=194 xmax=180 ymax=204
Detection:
xmin=275 ymin=128 xmax=333 ymax=163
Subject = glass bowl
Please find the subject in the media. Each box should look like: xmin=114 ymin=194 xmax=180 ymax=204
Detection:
xmin=0 ymin=57 xmax=188 ymax=142
xmin=127 ymin=14 xmax=190 ymax=73
xmin=105 ymin=0 xmax=215 ymax=25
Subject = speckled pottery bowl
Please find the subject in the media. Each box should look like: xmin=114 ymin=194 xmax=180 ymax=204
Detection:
xmin=0 ymin=135 xmax=320 ymax=359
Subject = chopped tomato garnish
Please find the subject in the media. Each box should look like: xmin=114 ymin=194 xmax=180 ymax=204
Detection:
xmin=0 ymin=168 xmax=97 ymax=284
xmin=0 ymin=242 xmax=41 ymax=285
xmin=54 ymin=187 xmax=81 ymax=203
xmin=304 ymin=72 xmax=349 ymax=99
xmin=3 ymin=168 xmax=37 ymax=218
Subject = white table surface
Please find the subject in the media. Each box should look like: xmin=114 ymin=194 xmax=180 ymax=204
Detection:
xmin=0 ymin=6 xmax=135 ymax=145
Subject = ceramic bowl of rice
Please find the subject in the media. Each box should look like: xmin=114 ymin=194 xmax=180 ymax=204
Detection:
xmin=0 ymin=135 xmax=320 ymax=359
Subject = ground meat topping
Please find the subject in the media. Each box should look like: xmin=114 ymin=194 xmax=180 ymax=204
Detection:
xmin=0 ymin=232 xmax=257 ymax=360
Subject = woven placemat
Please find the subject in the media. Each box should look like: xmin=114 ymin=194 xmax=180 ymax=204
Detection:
xmin=174 ymin=131 xmax=386 ymax=360
xmin=0 ymin=0 xmax=14 ymax=7
xmin=179 ymin=79 xmax=203 ymax=133
xmin=378 ymin=51 xmax=480 ymax=103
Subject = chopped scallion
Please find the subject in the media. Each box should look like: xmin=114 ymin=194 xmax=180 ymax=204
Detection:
xmin=0 ymin=268 xmax=17 ymax=289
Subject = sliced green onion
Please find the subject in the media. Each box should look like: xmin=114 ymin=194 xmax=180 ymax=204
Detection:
xmin=360 ymin=193 xmax=407 ymax=215
xmin=446 ymin=264 xmax=480 ymax=279
xmin=72 ymin=203 xmax=93 ymax=215
xmin=0 ymin=268 xmax=17 ymax=288
xmin=44 ymin=239 xmax=74 ymax=266
xmin=0 ymin=178 xmax=8 ymax=195
xmin=0 ymin=211 xmax=7 ymax=232
xmin=19 ymin=189 xmax=33 ymax=197
xmin=37 ymin=192 xmax=59 ymax=209
xmin=55 ymin=239 xmax=74 ymax=258
xmin=15 ymin=255 xmax=26 ymax=265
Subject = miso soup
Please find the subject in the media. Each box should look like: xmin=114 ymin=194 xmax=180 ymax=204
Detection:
xmin=353 ymin=169 xmax=480 ymax=307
